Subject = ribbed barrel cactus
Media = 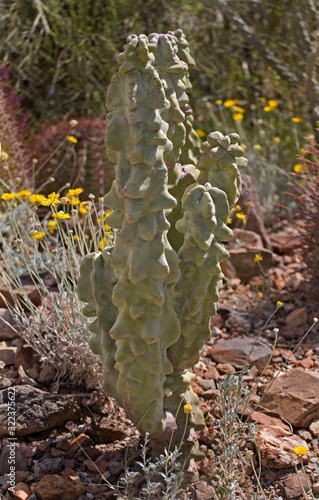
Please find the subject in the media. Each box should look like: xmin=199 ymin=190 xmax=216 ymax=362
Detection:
xmin=77 ymin=31 xmax=247 ymax=448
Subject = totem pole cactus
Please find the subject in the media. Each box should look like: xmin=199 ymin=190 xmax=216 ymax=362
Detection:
xmin=77 ymin=31 xmax=247 ymax=448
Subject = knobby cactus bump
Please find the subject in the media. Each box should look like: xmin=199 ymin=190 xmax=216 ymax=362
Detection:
xmin=77 ymin=31 xmax=247 ymax=447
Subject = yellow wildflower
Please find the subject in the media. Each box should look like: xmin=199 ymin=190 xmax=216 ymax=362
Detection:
xmin=223 ymin=99 xmax=239 ymax=108
xmin=241 ymin=144 xmax=247 ymax=151
xmin=67 ymin=188 xmax=83 ymax=197
xmin=16 ymin=189 xmax=32 ymax=199
xmin=68 ymin=136 xmax=78 ymax=144
xmin=32 ymin=158 xmax=38 ymax=163
xmin=184 ymin=404 xmax=193 ymax=414
xmin=195 ymin=129 xmax=206 ymax=138
xmin=215 ymin=99 xmax=223 ymax=105
xmin=0 ymin=213 xmax=1 ymax=218
xmin=52 ymin=212 xmax=70 ymax=220
xmin=79 ymin=202 xmax=88 ymax=214
xmin=70 ymin=197 xmax=80 ymax=205
xmin=300 ymin=147 xmax=306 ymax=152
xmin=47 ymin=220 xmax=58 ymax=233
xmin=293 ymin=446 xmax=309 ymax=457
xmin=31 ymin=231 xmax=45 ymax=240
xmin=276 ymin=301 xmax=283 ymax=307
xmin=233 ymin=113 xmax=244 ymax=121
xmin=263 ymin=105 xmax=274 ymax=112
xmin=42 ymin=192 xmax=60 ymax=207
xmin=0 ymin=151 xmax=9 ymax=161
xmin=291 ymin=117 xmax=303 ymax=123
xmin=260 ymin=97 xmax=266 ymax=102
xmin=29 ymin=194 xmax=46 ymax=204
xmin=257 ymin=291 xmax=263 ymax=297
xmin=99 ymin=237 xmax=107 ymax=250
xmin=268 ymin=100 xmax=278 ymax=108
xmin=235 ymin=106 xmax=245 ymax=113
xmin=73 ymin=235 xmax=78 ymax=240
xmin=274 ymin=137 xmax=281 ymax=144
xmin=227 ymin=217 xmax=232 ymax=224
xmin=234 ymin=205 xmax=241 ymax=211
xmin=253 ymin=144 xmax=261 ymax=151
xmin=236 ymin=212 xmax=247 ymax=222
xmin=1 ymin=192 xmax=16 ymax=201
xmin=248 ymin=201 xmax=254 ymax=207
xmin=254 ymin=253 xmax=263 ymax=262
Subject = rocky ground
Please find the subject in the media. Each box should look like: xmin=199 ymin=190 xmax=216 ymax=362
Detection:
xmin=1 ymin=216 xmax=319 ymax=500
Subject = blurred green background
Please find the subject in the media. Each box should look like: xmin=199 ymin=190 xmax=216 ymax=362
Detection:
xmin=1 ymin=0 xmax=318 ymax=212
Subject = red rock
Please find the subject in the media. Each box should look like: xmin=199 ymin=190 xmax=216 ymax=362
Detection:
xmin=285 ymin=307 xmax=307 ymax=328
xmin=283 ymin=472 xmax=309 ymax=499
xmin=309 ymin=419 xmax=319 ymax=437
xmin=69 ymin=433 xmax=90 ymax=451
xmin=90 ymin=417 xmax=128 ymax=445
xmin=95 ymin=458 xmax=108 ymax=473
xmin=193 ymin=479 xmax=216 ymax=500
xmin=210 ymin=313 xmax=224 ymax=329
xmin=0 ymin=283 xmax=43 ymax=310
xmin=262 ymin=368 xmax=319 ymax=427
xmin=10 ymin=482 xmax=32 ymax=500
xmin=228 ymin=228 xmax=264 ymax=249
xmin=271 ymin=267 xmax=286 ymax=290
xmin=192 ymin=381 xmax=204 ymax=395
xmin=255 ymin=426 xmax=308 ymax=468
xmin=32 ymin=473 xmax=85 ymax=500
xmin=226 ymin=247 xmax=273 ymax=283
xmin=249 ymin=275 xmax=263 ymax=288
xmin=55 ymin=438 xmax=70 ymax=452
xmin=50 ymin=447 xmax=66 ymax=457
xmin=207 ymin=337 xmax=272 ymax=369
xmin=216 ymin=363 xmax=235 ymax=374
xmin=250 ymin=411 xmax=290 ymax=432
xmin=279 ymin=349 xmax=298 ymax=364
xmin=203 ymin=367 xmax=220 ymax=380
xmin=83 ymin=459 xmax=97 ymax=473
xmin=299 ymin=357 xmax=314 ymax=369
xmin=270 ymin=229 xmax=302 ymax=254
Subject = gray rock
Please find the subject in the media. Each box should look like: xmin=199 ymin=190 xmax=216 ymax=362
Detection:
xmin=207 ymin=337 xmax=272 ymax=369
xmin=0 ymin=344 xmax=17 ymax=366
xmin=0 ymin=385 xmax=81 ymax=438
xmin=33 ymin=457 xmax=65 ymax=481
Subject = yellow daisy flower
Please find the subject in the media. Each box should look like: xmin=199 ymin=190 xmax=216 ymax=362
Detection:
xmin=31 ymin=231 xmax=45 ymax=240
xmin=52 ymin=212 xmax=70 ymax=220
xmin=254 ymin=253 xmax=263 ymax=262
xmin=68 ymin=136 xmax=78 ymax=144
xmin=1 ymin=192 xmax=16 ymax=201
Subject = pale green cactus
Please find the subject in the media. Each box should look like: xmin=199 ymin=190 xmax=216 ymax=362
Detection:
xmin=77 ymin=31 xmax=247 ymax=447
